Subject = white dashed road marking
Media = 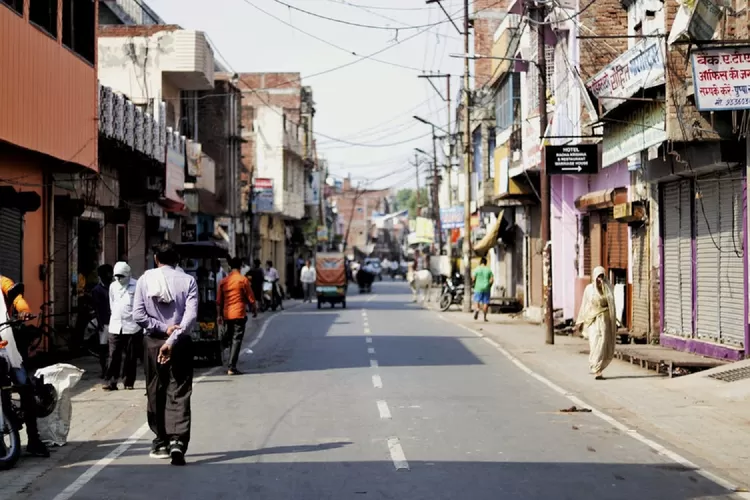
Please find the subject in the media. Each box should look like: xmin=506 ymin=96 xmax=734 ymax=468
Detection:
xmin=387 ymin=437 xmax=410 ymax=471
xmin=368 ymin=347 xmax=376 ymax=354
xmin=52 ymin=313 xmax=284 ymax=500
xmin=372 ymin=375 xmax=383 ymax=389
xmin=366 ymin=337 xmax=372 ymax=343
xmin=377 ymin=400 xmax=392 ymax=419
xmin=370 ymin=359 xmax=379 ymax=368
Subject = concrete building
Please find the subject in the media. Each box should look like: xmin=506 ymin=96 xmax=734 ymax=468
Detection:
xmin=238 ymin=73 xmax=313 ymax=294
xmin=331 ymin=177 xmax=390 ymax=254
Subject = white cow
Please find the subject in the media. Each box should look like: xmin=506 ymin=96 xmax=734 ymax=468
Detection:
xmin=408 ymin=269 xmax=433 ymax=303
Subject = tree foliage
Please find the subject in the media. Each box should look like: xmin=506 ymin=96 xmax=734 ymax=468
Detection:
xmin=392 ymin=188 xmax=428 ymax=218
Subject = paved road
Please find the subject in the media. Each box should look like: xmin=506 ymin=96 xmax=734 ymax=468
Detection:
xmin=16 ymin=282 xmax=739 ymax=500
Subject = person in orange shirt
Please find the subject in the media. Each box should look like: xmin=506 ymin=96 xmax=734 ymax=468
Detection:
xmin=217 ymin=257 xmax=257 ymax=376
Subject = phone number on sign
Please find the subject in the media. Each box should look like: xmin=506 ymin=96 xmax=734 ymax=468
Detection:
xmin=719 ymin=97 xmax=750 ymax=107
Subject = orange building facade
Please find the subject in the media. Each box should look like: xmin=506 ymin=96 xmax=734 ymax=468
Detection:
xmin=0 ymin=0 xmax=99 ymax=312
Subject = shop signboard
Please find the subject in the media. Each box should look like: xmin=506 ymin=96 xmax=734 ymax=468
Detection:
xmin=602 ymin=102 xmax=666 ymax=166
xmin=317 ymin=225 xmax=329 ymax=242
xmin=545 ymin=144 xmax=599 ymax=175
xmin=305 ymin=171 xmax=320 ymax=206
xmin=691 ymin=46 xmax=750 ymax=111
xmin=252 ymin=178 xmax=275 ymax=214
xmin=586 ymin=38 xmax=664 ymax=113
xmin=440 ymin=206 xmax=465 ymax=229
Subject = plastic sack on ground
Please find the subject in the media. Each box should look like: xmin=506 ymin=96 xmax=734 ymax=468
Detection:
xmin=34 ymin=363 xmax=84 ymax=447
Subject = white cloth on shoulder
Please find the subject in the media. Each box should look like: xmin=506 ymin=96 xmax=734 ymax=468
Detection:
xmin=144 ymin=268 xmax=174 ymax=304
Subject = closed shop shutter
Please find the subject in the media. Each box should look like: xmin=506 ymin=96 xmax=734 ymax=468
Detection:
xmin=53 ymin=214 xmax=71 ymax=328
xmin=582 ymin=215 xmax=592 ymax=276
xmin=695 ymin=172 xmax=745 ymax=348
xmin=662 ymin=180 xmax=693 ymax=336
xmin=631 ymin=225 xmax=650 ymax=338
xmin=128 ymin=206 xmax=147 ymax=278
xmin=0 ymin=208 xmax=23 ymax=283
xmin=605 ymin=209 xmax=629 ymax=270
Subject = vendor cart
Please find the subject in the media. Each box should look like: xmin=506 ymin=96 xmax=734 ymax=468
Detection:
xmin=175 ymin=241 xmax=229 ymax=366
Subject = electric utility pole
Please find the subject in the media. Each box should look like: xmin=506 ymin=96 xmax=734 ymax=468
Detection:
xmin=430 ymin=129 xmax=444 ymax=255
xmin=461 ymin=0 xmax=472 ymax=313
xmin=536 ymin=3 xmax=554 ymax=344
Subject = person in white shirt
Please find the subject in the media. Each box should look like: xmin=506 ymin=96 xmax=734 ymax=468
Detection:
xmin=300 ymin=259 xmax=316 ymax=303
xmin=103 ymin=261 xmax=142 ymax=391
xmin=265 ymin=260 xmax=283 ymax=308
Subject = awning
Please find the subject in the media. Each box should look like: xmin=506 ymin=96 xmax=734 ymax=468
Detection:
xmin=574 ymin=187 xmax=628 ymax=211
xmin=473 ymin=209 xmax=508 ymax=256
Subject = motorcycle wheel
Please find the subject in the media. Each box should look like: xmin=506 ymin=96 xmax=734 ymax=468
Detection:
xmin=0 ymin=409 xmax=21 ymax=470
xmin=439 ymin=292 xmax=453 ymax=312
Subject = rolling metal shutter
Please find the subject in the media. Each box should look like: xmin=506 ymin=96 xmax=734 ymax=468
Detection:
xmin=53 ymin=214 xmax=71 ymax=328
xmin=605 ymin=209 xmax=629 ymax=270
xmin=662 ymin=181 xmax=693 ymax=337
xmin=104 ymin=223 xmax=117 ymax=266
xmin=695 ymin=172 xmax=745 ymax=348
xmin=631 ymin=224 xmax=650 ymax=339
xmin=0 ymin=208 xmax=23 ymax=283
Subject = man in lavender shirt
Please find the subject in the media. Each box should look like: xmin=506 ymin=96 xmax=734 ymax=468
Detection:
xmin=133 ymin=241 xmax=198 ymax=466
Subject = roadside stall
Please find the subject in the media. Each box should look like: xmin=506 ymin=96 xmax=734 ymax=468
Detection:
xmin=175 ymin=241 xmax=229 ymax=366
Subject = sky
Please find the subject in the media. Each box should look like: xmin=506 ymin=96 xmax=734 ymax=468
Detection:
xmin=146 ymin=0 xmax=466 ymax=191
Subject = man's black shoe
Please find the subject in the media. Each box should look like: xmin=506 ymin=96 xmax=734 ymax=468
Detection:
xmin=27 ymin=439 xmax=50 ymax=458
xmin=169 ymin=441 xmax=186 ymax=466
xmin=149 ymin=444 xmax=169 ymax=459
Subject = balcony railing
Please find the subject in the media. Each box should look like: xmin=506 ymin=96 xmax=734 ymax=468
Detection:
xmin=99 ymin=83 xmax=167 ymax=163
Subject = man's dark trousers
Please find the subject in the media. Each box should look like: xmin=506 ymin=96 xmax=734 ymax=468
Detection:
xmin=106 ymin=331 xmax=141 ymax=387
xmin=224 ymin=318 xmax=247 ymax=371
xmin=143 ymin=335 xmax=193 ymax=451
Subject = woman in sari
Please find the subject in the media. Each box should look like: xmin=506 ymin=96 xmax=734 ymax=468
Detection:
xmin=576 ymin=266 xmax=617 ymax=379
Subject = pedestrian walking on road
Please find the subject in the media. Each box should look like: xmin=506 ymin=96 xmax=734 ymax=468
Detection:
xmin=471 ymin=257 xmax=493 ymax=322
xmin=133 ymin=241 xmax=198 ymax=466
xmin=247 ymin=259 xmax=265 ymax=309
xmin=92 ymin=264 xmax=113 ymax=378
xmin=103 ymin=262 xmax=141 ymax=391
xmin=218 ymin=257 xmax=257 ymax=376
xmin=576 ymin=266 xmax=617 ymax=380
xmin=300 ymin=259 xmax=316 ymax=303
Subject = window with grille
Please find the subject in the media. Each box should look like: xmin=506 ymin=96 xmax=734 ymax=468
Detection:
xmin=495 ymin=73 xmax=521 ymax=132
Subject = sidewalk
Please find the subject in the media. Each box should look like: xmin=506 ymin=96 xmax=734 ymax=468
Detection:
xmin=0 ymin=305 xmax=299 ymax=498
xmin=435 ymin=306 xmax=750 ymax=491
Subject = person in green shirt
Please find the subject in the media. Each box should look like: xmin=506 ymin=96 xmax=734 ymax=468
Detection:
xmin=471 ymin=257 xmax=494 ymax=322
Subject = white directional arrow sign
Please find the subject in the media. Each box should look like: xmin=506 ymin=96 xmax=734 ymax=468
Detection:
xmin=561 ymin=166 xmax=583 ymax=172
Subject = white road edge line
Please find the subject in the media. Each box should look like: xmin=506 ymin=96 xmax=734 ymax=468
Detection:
xmin=370 ymin=359 xmax=379 ymax=368
xmin=377 ymin=400 xmax=392 ymax=419
xmin=437 ymin=314 xmax=750 ymax=497
xmin=366 ymin=337 xmax=373 ymax=344
xmin=368 ymin=347 xmax=376 ymax=354
xmin=387 ymin=437 xmax=410 ymax=471
xmin=51 ymin=312 xmax=285 ymax=500
xmin=372 ymin=374 xmax=383 ymax=389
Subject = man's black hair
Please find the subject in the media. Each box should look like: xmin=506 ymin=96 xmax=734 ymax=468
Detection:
xmin=155 ymin=241 xmax=180 ymax=267
xmin=253 ymin=259 xmax=261 ymax=267
xmin=97 ymin=264 xmax=113 ymax=278
xmin=266 ymin=260 xmax=273 ymax=267
xmin=229 ymin=257 xmax=243 ymax=270
xmin=480 ymin=257 xmax=487 ymax=265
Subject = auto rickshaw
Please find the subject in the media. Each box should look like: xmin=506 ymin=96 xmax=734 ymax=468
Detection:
xmin=174 ymin=241 xmax=230 ymax=366
xmin=316 ymin=253 xmax=347 ymax=309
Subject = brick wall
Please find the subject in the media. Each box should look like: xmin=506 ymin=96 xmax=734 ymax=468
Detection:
xmin=664 ymin=0 xmax=750 ymax=142
xmin=473 ymin=0 xmax=509 ymax=89
xmin=332 ymin=187 xmax=390 ymax=250
xmin=577 ymin=0 xmax=628 ymax=82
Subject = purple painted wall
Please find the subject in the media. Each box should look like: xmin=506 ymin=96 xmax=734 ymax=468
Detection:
xmin=551 ymin=160 xmax=630 ymax=320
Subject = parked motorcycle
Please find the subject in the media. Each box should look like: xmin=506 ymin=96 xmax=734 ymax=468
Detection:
xmin=0 ymin=312 xmax=58 ymax=470
xmin=438 ymin=273 xmax=465 ymax=312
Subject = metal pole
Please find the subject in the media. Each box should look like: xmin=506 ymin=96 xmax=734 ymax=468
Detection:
xmin=446 ymin=75 xmax=453 ymax=208
xmin=431 ymin=125 xmax=444 ymax=254
xmin=461 ymin=0 xmax=472 ymax=313
xmin=537 ymin=3 xmax=554 ymax=344
xmin=415 ymin=153 xmax=421 ymax=213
